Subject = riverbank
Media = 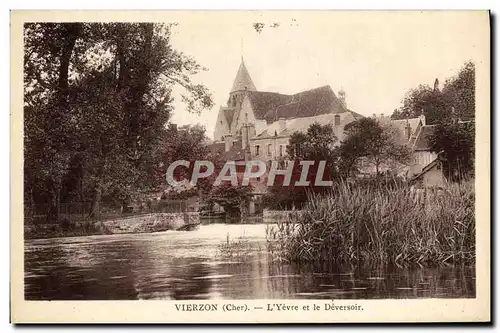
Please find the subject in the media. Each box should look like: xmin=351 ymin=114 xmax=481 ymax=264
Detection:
xmin=266 ymin=181 xmax=475 ymax=265
xmin=24 ymin=212 xmax=199 ymax=240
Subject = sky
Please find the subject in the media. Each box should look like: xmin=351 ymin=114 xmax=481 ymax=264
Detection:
xmin=167 ymin=11 xmax=487 ymax=139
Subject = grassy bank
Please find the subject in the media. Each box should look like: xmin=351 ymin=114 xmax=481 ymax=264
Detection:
xmin=266 ymin=182 xmax=475 ymax=265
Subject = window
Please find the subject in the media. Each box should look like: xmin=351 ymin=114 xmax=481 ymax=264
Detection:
xmin=267 ymin=144 xmax=272 ymax=156
xmin=334 ymin=114 xmax=341 ymax=126
xmin=255 ymin=145 xmax=260 ymax=156
xmin=279 ymin=145 xmax=283 ymax=157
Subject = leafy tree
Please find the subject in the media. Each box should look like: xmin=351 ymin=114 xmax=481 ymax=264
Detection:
xmin=24 ymin=23 xmax=214 ymax=222
xmin=391 ymin=61 xmax=475 ymax=124
xmin=428 ymin=121 xmax=475 ymax=181
xmin=339 ymin=118 xmax=412 ymax=178
xmin=441 ymin=61 xmax=475 ymax=122
xmin=287 ymin=122 xmax=338 ymax=179
xmin=391 ymin=84 xmax=447 ymax=124
xmin=261 ymin=123 xmax=338 ymax=210
xmin=205 ymin=182 xmax=253 ymax=217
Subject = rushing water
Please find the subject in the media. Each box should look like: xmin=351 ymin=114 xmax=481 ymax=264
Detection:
xmin=25 ymin=223 xmax=475 ymax=300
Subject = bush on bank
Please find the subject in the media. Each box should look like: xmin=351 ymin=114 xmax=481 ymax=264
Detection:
xmin=266 ymin=181 xmax=475 ymax=265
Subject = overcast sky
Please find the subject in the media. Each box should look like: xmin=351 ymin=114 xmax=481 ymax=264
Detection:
xmin=167 ymin=11 xmax=487 ymax=138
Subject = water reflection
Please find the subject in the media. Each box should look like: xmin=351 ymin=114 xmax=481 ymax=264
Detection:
xmin=25 ymin=224 xmax=475 ymax=300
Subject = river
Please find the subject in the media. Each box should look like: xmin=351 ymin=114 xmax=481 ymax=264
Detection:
xmin=25 ymin=223 xmax=475 ymax=300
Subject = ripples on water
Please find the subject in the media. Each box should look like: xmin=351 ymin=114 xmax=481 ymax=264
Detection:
xmin=24 ymin=223 xmax=475 ymax=300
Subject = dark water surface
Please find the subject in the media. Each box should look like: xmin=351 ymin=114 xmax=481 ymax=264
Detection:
xmin=25 ymin=223 xmax=475 ymax=300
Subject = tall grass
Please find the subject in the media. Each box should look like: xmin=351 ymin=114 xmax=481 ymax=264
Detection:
xmin=266 ymin=181 xmax=475 ymax=265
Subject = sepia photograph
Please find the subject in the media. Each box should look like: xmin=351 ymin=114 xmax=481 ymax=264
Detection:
xmin=10 ymin=10 xmax=490 ymax=323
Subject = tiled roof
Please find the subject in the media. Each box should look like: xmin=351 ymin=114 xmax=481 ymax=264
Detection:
xmin=247 ymin=91 xmax=292 ymax=121
xmin=209 ymin=141 xmax=246 ymax=161
xmin=247 ymin=85 xmax=347 ymax=124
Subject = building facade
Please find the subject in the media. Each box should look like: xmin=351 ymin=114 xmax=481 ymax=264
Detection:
xmin=212 ymin=58 xmax=363 ymax=162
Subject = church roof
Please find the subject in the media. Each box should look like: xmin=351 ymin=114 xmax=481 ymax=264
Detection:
xmin=247 ymin=85 xmax=348 ymax=124
xmin=231 ymin=59 xmax=256 ymax=93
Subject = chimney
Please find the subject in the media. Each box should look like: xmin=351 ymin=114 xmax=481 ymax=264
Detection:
xmin=278 ymin=118 xmax=286 ymax=133
xmin=224 ymin=134 xmax=233 ymax=152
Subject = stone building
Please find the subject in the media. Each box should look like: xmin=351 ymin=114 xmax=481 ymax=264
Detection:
xmin=211 ymin=58 xmax=363 ymax=162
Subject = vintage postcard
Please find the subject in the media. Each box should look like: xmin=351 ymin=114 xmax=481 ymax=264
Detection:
xmin=10 ymin=10 xmax=490 ymax=323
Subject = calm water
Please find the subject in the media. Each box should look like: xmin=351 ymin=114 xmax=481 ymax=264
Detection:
xmin=25 ymin=223 xmax=475 ymax=300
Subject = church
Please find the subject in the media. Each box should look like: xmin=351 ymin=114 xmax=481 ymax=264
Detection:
xmin=211 ymin=58 xmax=364 ymax=163
xmin=210 ymin=58 xmax=435 ymax=184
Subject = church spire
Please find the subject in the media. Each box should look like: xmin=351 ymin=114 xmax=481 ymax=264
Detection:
xmin=230 ymin=58 xmax=256 ymax=93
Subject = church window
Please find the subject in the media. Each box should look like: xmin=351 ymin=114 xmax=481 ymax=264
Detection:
xmin=255 ymin=145 xmax=260 ymax=156
xmin=267 ymin=144 xmax=272 ymax=156
xmin=334 ymin=114 xmax=341 ymax=126
xmin=279 ymin=145 xmax=283 ymax=157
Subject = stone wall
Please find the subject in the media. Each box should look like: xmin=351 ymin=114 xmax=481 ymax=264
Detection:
xmin=102 ymin=212 xmax=200 ymax=234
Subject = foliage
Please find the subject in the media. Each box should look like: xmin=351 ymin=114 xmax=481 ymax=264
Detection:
xmin=24 ymin=23 xmax=214 ymax=222
xmin=261 ymin=123 xmax=339 ymax=210
xmin=287 ymin=122 xmax=338 ymax=175
xmin=218 ymin=233 xmax=256 ymax=261
xmin=391 ymin=61 xmax=475 ymax=124
xmin=205 ymin=182 xmax=253 ymax=215
xmin=428 ymin=121 xmax=475 ymax=181
xmin=267 ymin=181 xmax=475 ymax=265
xmin=339 ymin=118 xmax=412 ymax=177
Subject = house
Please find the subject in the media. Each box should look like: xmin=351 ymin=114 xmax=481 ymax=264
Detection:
xmin=409 ymin=153 xmax=447 ymax=189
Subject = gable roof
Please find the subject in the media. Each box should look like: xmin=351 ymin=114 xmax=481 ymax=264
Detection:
xmin=348 ymin=109 xmax=364 ymax=120
xmin=247 ymin=85 xmax=348 ymax=124
xmin=409 ymin=153 xmax=445 ymax=183
xmin=209 ymin=140 xmax=246 ymax=161
xmin=231 ymin=59 xmax=256 ymax=93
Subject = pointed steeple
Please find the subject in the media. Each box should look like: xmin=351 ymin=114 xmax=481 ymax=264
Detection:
xmin=230 ymin=58 xmax=256 ymax=93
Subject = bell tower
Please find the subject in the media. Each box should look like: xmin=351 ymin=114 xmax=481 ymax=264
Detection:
xmin=228 ymin=57 xmax=256 ymax=107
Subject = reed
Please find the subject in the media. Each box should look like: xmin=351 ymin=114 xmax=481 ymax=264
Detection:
xmin=266 ymin=181 xmax=475 ymax=265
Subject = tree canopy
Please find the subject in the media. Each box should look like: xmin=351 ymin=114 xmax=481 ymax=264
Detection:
xmin=391 ymin=61 xmax=475 ymax=124
xmin=24 ymin=23 xmax=214 ymax=221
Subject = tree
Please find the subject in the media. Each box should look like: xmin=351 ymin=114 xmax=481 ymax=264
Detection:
xmin=339 ymin=118 xmax=412 ymax=178
xmin=391 ymin=84 xmax=447 ymax=124
xmin=391 ymin=61 xmax=475 ymax=124
xmin=287 ymin=122 xmax=338 ymax=179
xmin=24 ymin=23 xmax=214 ymax=222
xmin=441 ymin=61 xmax=475 ymax=122
xmin=428 ymin=121 xmax=475 ymax=182
xmin=261 ymin=123 xmax=338 ymax=210
xmin=205 ymin=182 xmax=253 ymax=217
